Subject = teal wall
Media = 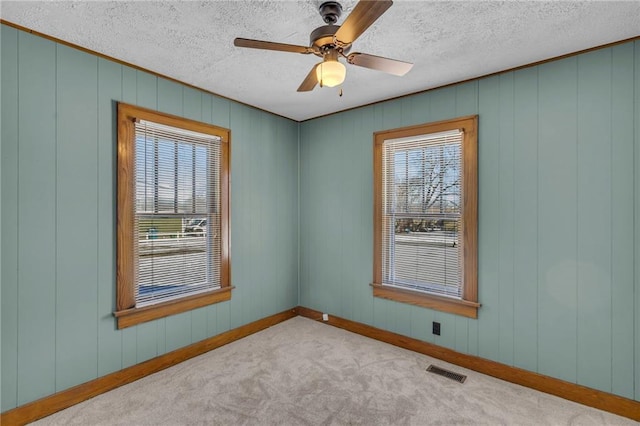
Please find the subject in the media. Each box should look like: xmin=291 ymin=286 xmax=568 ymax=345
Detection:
xmin=0 ymin=25 xmax=299 ymax=411
xmin=2 ymin=22 xmax=639 ymax=412
xmin=300 ymin=41 xmax=640 ymax=402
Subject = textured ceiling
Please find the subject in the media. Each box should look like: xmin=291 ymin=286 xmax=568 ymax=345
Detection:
xmin=2 ymin=1 xmax=639 ymax=121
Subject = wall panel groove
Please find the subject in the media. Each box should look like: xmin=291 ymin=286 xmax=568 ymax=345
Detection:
xmin=633 ymin=40 xmax=640 ymax=402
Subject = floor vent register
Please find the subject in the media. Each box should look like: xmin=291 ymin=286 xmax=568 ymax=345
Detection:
xmin=426 ymin=365 xmax=467 ymax=383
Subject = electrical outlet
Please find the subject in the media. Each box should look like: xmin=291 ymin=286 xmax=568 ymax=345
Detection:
xmin=322 ymin=313 xmax=329 ymax=321
xmin=432 ymin=321 xmax=441 ymax=336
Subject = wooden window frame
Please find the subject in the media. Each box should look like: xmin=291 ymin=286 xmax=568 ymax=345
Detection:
xmin=372 ymin=115 xmax=479 ymax=319
xmin=114 ymin=102 xmax=231 ymax=329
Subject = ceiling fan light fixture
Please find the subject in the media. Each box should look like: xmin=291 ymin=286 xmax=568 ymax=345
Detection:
xmin=316 ymin=59 xmax=346 ymax=87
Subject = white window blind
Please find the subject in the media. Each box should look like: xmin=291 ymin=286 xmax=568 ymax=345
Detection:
xmin=134 ymin=119 xmax=221 ymax=307
xmin=382 ymin=129 xmax=463 ymax=298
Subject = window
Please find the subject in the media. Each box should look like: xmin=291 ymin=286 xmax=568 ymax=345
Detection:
xmin=115 ymin=103 xmax=231 ymax=329
xmin=373 ymin=116 xmax=479 ymax=318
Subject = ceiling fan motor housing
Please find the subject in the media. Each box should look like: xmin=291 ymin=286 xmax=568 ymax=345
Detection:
xmin=310 ymin=24 xmax=351 ymax=57
xmin=310 ymin=25 xmax=339 ymax=50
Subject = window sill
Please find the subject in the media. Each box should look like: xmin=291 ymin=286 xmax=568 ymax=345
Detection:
xmin=114 ymin=286 xmax=233 ymax=329
xmin=371 ymin=283 xmax=479 ymax=319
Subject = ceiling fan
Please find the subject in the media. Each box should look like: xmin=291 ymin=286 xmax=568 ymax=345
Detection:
xmin=233 ymin=0 xmax=413 ymax=92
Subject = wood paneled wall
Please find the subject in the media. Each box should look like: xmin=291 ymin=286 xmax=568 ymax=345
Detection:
xmin=2 ymin=23 xmax=639 ymax=411
xmin=1 ymin=25 xmax=299 ymax=411
xmin=300 ymin=41 xmax=640 ymax=402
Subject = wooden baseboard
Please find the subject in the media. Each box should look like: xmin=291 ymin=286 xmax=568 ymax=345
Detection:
xmin=1 ymin=308 xmax=297 ymax=426
xmin=4 ymin=306 xmax=638 ymax=424
xmin=294 ymin=306 xmax=640 ymax=422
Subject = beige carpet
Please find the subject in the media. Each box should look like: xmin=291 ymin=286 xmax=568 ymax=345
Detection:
xmin=33 ymin=317 xmax=634 ymax=425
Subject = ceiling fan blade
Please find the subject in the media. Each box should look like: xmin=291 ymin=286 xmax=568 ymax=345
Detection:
xmin=347 ymin=52 xmax=413 ymax=76
xmin=234 ymin=38 xmax=315 ymax=54
xmin=297 ymin=64 xmax=320 ymax=92
xmin=334 ymin=0 xmax=393 ymax=46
